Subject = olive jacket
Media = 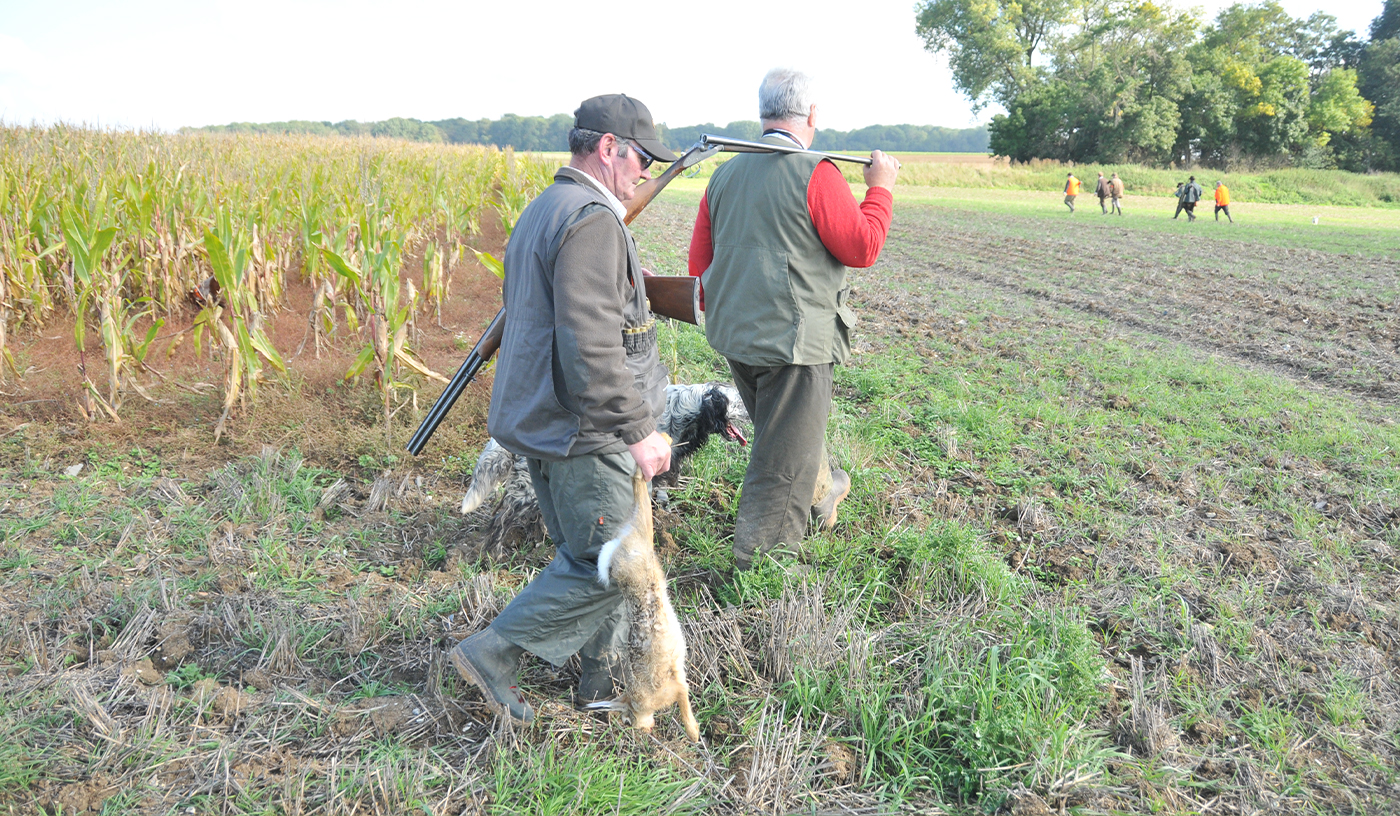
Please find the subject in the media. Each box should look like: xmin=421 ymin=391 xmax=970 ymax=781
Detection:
xmin=700 ymin=138 xmax=854 ymax=367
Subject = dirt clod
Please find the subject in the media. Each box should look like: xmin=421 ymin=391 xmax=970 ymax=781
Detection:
xmin=122 ymin=658 xmax=163 ymax=685
xmin=331 ymin=696 xmax=428 ymax=738
xmin=150 ymin=611 xmax=196 ymax=670
xmin=191 ymin=678 xmax=252 ymax=718
xmin=37 ymin=774 xmax=116 ymax=816
xmin=821 ymin=740 xmax=856 ymax=784
xmin=1004 ymin=788 xmax=1053 ymax=816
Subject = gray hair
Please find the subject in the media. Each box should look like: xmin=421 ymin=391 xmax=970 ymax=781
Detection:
xmin=568 ymin=127 xmax=635 ymax=160
xmin=568 ymin=127 xmax=605 ymax=156
xmin=758 ymin=68 xmax=814 ymax=122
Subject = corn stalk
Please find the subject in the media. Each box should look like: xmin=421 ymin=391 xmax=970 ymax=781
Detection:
xmin=1 ymin=125 xmax=535 ymax=428
xmin=199 ymin=227 xmax=286 ymax=442
xmin=320 ymin=211 xmax=445 ymax=445
xmin=61 ymin=202 xmax=123 ymax=419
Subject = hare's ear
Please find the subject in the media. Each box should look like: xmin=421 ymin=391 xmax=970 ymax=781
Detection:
xmin=584 ymin=700 xmax=626 ymax=712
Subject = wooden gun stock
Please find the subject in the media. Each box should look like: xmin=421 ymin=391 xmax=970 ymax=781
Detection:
xmin=624 ymin=153 xmax=694 ymax=223
xmin=407 ymin=142 xmax=720 ymax=455
xmin=644 ymin=275 xmax=699 ymax=326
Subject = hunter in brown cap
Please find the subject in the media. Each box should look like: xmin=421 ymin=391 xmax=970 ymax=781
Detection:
xmin=447 ymin=94 xmax=674 ymax=723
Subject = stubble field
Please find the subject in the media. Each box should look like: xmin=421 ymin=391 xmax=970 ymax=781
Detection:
xmin=2 ymin=166 xmax=1399 ymax=815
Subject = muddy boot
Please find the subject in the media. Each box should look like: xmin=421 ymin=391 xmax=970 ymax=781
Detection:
xmin=449 ymin=627 xmax=533 ymax=723
xmin=575 ymin=653 xmax=619 ymax=708
xmin=810 ymin=468 xmax=851 ymax=531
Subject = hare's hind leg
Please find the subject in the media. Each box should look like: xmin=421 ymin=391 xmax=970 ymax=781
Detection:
xmin=677 ymin=684 xmax=700 ymax=742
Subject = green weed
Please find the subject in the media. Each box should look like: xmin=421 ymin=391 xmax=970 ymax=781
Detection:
xmin=488 ymin=741 xmax=709 ymax=816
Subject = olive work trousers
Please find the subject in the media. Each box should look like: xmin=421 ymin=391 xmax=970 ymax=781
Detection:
xmin=489 ymin=451 xmax=633 ymax=667
xmin=727 ymin=360 xmax=835 ymax=567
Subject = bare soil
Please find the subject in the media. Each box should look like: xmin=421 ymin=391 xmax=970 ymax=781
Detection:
xmin=2 ymin=227 xmax=508 ymax=476
xmin=883 ymin=206 xmax=1400 ymax=407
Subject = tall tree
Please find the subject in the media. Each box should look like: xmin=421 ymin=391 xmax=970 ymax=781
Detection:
xmin=915 ymin=0 xmax=1077 ymax=107
xmin=1372 ymin=0 xmax=1400 ymax=41
xmin=1293 ymin=12 xmax=1365 ymax=76
xmin=1051 ymin=0 xmax=1197 ymax=162
xmin=1359 ymin=1 xmax=1400 ymax=169
xmin=1307 ymin=69 xmax=1373 ymax=146
xmin=987 ymin=81 xmax=1077 ymax=161
xmin=1180 ymin=2 xmax=1362 ymax=167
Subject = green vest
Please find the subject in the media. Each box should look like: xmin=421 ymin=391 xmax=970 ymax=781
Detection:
xmin=701 ymin=139 xmax=854 ymax=367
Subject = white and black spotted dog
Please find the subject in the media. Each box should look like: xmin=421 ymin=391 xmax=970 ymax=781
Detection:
xmin=460 ymin=383 xmax=749 ymax=553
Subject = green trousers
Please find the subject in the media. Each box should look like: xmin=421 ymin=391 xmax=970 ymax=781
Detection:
xmin=727 ymin=360 xmax=834 ymax=566
xmin=490 ymin=451 xmax=634 ymax=667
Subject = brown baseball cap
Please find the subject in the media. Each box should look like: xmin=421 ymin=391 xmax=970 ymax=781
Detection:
xmin=573 ymin=94 xmax=678 ymax=162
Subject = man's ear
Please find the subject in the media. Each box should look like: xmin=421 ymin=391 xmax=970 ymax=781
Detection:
xmin=599 ymin=132 xmax=618 ymax=164
xmin=807 ymin=104 xmax=817 ymax=128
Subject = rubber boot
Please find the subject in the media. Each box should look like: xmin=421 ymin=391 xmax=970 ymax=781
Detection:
xmin=576 ymin=653 xmax=619 ymax=708
xmin=449 ymin=627 xmax=533 ymax=723
xmin=810 ymin=468 xmax=851 ymax=531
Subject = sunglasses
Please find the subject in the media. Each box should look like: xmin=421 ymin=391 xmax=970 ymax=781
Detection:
xmin=627 ymin=140 xmax=654 ymax=170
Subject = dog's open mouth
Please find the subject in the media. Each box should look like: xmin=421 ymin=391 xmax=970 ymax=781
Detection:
xmin=724 ymin=423 xmax=748 ymax=447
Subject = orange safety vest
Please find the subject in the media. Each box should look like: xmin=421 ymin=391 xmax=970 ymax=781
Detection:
xmin=1066 ymin=176 xmax=1080 ymax=195
xmin=1215 ymin=185 xmax=1230 ymax=206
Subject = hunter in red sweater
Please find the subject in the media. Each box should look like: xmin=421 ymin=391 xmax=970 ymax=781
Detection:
xmin=688 ymin=158 xmax=894 ymax=300
xmin=687 ymin=67 xmax=899 ymax=569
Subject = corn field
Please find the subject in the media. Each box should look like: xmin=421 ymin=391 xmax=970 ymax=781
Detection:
xmin=0 ymin=125 xmax=556 ymax=438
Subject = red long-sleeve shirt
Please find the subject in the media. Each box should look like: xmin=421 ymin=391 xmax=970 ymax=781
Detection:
xmin=687 ymin=159 xmax=894 ymax=309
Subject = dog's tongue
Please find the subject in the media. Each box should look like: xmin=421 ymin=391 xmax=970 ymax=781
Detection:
xmin=727 ymin=423 xmax=748 ymax=447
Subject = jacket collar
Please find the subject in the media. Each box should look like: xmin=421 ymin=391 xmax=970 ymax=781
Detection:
xmin=556 ymin=165 xmax=627 ymax=219
xmin=762 ymin=129 xmax=804 ymax=148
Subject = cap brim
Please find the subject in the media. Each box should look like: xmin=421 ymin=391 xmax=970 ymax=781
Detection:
xmin=636 ymin=137 xmax=678 ymax=163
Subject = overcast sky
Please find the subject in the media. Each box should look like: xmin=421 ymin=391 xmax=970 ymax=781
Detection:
xmin=0 ymin=0 xmax=1385 ymax=133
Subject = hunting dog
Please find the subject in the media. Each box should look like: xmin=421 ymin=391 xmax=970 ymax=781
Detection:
xmin=460 ymin=383 xmax=748 ymax=553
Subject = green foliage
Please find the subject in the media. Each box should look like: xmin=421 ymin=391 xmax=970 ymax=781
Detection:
xmin=1308 ymin=68 xmax=1374 ymax=145
xmin=489 ymin=743 xmax=708 ymax=815
xmin=915 ymin=0 xmax=1073 ymax=106
xmin=165 ymin=662 xmax=214 ymax=689
xmin=780 ymin=524 xmax=1114 ymax=800
xmin=0 ymin=697 xmax=45 ymax=793
xmin=189 ymin=115 xmax=993 ymax=155
xmin=811 ymin=124 xmax=990 ymax=153
xmin=927 ymin=0 xmax=1400 ymax=168
xmin=1359 ymin=27 xmax=1400 ymax=170
xmin=0 ymin=125 xmax=526 ymax=437
xmin=210 ymin=448 xmax=329 ymax=530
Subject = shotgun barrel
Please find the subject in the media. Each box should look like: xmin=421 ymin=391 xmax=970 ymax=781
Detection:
xmin=404 ymin=308 xmax=505 ymax=456
xmin=701 ymin=134 xmax=875 ymax=166
xmin=406 ymin=141 xmax=720 ymax=456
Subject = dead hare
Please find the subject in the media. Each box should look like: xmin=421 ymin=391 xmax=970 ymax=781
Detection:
xmin=589 ymin=468 xmax=702 ymax=742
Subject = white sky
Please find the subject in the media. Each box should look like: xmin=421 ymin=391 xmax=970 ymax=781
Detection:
xmin=0 ymin=0 xmax=1385 ymax=133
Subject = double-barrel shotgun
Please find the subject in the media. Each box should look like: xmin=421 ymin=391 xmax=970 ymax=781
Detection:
xmin=405 ymin=134 xmax=879 ymax=456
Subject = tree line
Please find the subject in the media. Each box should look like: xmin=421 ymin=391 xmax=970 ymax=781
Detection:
xmin=186 ymin=117 xmax=990 ymax=154
xmin=916 ymin=0 xmax=1400 ymax=170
